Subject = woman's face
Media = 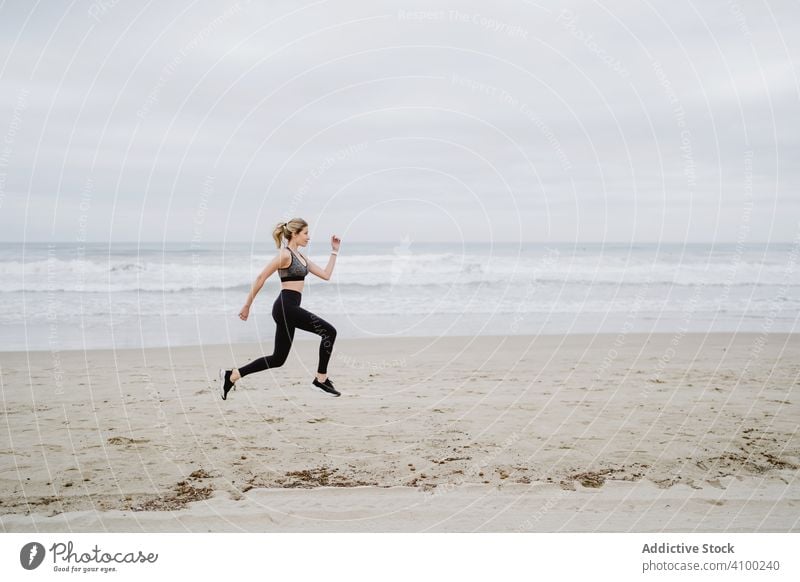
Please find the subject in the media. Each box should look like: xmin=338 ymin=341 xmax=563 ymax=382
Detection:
xmin=297 ymin=227 xmax=310 ymax=247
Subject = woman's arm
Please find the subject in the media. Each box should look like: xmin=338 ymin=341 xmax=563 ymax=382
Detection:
xmin=302 ymin=235 xmax=341 ymax=281
xmin=239 ymin=252 xmax=285 ymax=320
xmin=304 ymin=254 xmax=336 ymax=281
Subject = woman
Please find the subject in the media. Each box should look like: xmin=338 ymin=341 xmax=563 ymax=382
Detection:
xmin=219 ymin=218 xmax=341 ymax=399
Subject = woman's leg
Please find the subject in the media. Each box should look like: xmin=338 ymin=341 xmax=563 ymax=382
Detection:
xmin=234 ymin=308 xmax=295 ymax=380
xmin=290 ymin=306 xmax=337 ymax=376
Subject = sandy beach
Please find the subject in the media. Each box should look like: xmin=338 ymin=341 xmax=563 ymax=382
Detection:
xmin=1 ymin=333 xmax=798 ymax=532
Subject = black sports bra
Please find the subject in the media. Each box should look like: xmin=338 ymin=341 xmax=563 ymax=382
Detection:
xmin=278 ymin=247 xmax=308 ymax=282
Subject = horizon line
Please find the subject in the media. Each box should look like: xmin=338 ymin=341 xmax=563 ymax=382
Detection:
xmin=2 ymin=240 xmax=796 ymax=245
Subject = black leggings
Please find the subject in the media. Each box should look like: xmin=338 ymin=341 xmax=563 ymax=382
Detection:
xmin=237 ymin=289 xmax=337 ymax=377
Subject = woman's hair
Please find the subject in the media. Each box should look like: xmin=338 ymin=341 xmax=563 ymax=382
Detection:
xmin=272 ymin=218 xmax=308 ymax=248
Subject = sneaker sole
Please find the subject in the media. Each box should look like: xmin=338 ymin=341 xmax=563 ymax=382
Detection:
xmin=311 ymin=382 xmax=341 ymax=397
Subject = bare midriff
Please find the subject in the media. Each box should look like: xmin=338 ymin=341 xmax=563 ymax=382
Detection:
xmin=281 ymin=280 xmax=305 ymax=292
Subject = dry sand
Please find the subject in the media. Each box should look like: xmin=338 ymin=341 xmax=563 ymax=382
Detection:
xmin=1 ymin=333 xmax=798 ymax=532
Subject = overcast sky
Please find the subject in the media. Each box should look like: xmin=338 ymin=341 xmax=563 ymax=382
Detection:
xmin=0 ymin=0 xmax=797 ymax=243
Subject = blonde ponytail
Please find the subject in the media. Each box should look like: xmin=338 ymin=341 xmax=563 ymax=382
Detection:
xmin=273 ymin=218 xmax=308 ymax=248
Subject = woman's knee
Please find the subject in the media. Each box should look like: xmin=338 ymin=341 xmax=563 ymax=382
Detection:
xmin=322 ymin=326 xmax=336 ymax=350
xmin=270 ymin=349 xmax=290 ymax=367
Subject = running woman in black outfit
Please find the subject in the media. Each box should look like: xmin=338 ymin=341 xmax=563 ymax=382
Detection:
xmin=219 ymin=218 xmax=341 ymax=399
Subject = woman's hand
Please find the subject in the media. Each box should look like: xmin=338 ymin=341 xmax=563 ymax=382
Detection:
xmin=331 ymin=235 xmax=341 ymax=252
xmin=238 ymin=305 xmax=251 ymax=321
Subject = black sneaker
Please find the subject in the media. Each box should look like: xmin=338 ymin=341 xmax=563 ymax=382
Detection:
xmin=219 ymin=369 xmax=235 ymax=400
xmin=312 ymin=377 xmax=341 ymax=397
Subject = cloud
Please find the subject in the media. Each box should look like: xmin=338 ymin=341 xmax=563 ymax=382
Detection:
xmin=0 ymin=0 xmax=797 ymax=242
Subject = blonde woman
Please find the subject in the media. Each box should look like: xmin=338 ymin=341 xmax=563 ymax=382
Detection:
xmin=219 ymin=218 xmax=341 ymax=399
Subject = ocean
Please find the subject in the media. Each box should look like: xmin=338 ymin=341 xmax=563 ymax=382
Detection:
xmin=1 ymin=241 xmax=798 ymax=352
